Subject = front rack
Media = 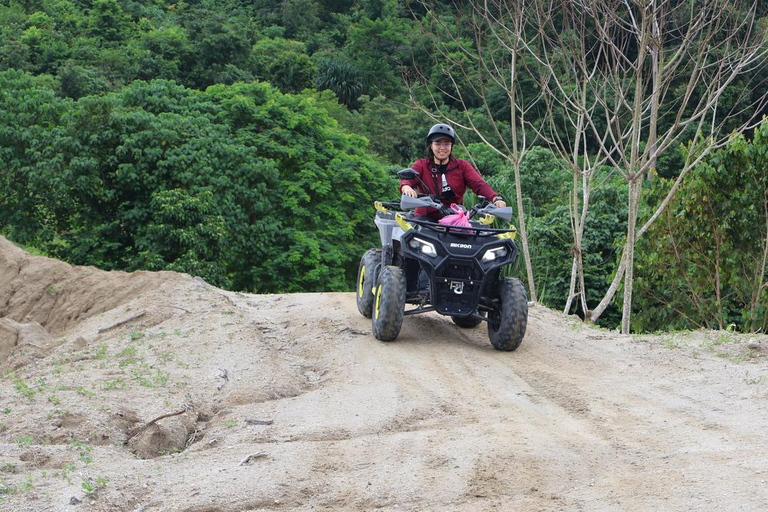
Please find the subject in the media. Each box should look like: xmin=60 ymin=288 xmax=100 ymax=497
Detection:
xmin=406 ymin=217 xmax=516 ymax=237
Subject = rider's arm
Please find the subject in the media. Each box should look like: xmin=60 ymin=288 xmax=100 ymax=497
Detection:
xmin=401 ymin=185 xmax=418 ymax=198
xmin=400 ymin=159 xmax=428 ymax=197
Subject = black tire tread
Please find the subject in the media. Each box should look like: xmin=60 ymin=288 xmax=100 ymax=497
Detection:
xmin=356 ymin=249 xmax=381 ymax=318
xmin=488 ymin=277 xmax=528 ymax=351
xmin=372 ymin=266 xmax=406 ymax=341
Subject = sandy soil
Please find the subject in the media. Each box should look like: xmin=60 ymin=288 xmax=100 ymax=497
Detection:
xmin=1 ymin=235 xmax=767 ymax=512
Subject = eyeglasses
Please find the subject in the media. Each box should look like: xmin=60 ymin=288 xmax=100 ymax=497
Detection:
xmin=432 ymin=141 xmax=453 ymax=148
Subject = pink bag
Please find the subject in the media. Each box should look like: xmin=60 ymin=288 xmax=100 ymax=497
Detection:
xmin=439 ymin=204 xmax=472 ymax=230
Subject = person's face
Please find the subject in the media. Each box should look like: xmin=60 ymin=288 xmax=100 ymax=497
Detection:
xmin=431 ymin=138 xmax=452 ymax=161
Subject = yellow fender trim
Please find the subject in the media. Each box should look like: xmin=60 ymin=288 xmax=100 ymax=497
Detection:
xmin=395 ymin=213 xmax=412 ymax=231
xmin=478 ymin=214 xmax=495 ymax=225
xmin=496 ymin=225 xmax=517 ymax=240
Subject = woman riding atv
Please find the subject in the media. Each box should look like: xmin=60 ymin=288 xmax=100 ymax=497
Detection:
xmin=399 ymin=123 xmax=506 ymax=220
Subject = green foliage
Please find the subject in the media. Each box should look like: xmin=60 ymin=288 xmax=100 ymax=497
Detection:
xmin=634 ymin=123 xmax=768 ymax=333
xmin=325 ymin=93 xmax=424 ymax=165
xmin=316 ymin=56 xmax=366 ymax=109
xmin=0 ymin=73 xmax=391 ymax=292
xmin=57 ymin=61 xmax=109 ymax=99
xmin=177 ymin=6 xmax=253 ymax=88
xmin=471 ymin=146 xmax=626 ymax=326
xmin=1 ymin=0 xmax=765 ymax=333
xmin=0 ymin=0 xmax=429 ymax=169
xmin=516 ymin=146 xmax=570 ymax=215
xmin=463 ymin=143 xmax=510 ymax=178
xmin=88 ymin=0 xmax=131 ymax=42
xmin=0 ymin=69 xmax=66 ymax=246
xmin=135 ymin=25 xmax=193 ymax=81
xmin=205 ymin=81 xmax=395 ymax=291
xmin=136 ymin=189 xmax=229 ymax=284
xmin=342 ymin=13 xmax=412 ymax=99
xmin=251 ymin=37 xmax=315 ymax=94
xmin=526 ymin=168 xmax=627 ymax=326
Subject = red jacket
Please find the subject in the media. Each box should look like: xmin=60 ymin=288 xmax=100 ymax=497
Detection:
xmin=400 ymin=156 xmax=500 ymax=218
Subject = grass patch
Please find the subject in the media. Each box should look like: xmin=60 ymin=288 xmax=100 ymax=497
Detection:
xmin=46 ymin=409 xmax=70 ymax=420
xmin=75 ymin=387 xmax=95 ymax=398
xmin=82 ymin=475 xmax=108 ymax=495
xmin=69 ymin=438 xmax=93 ymax=464
xmin=119 ymin=346 xmax=141 ymax=367
xmin=92 ymin=345 xmax=108 ymax=360
xmin=128 ymin=331 xmax=145 ymax=341
xmin=659 ymin=335 xmax=682 ymax=349
xmin=11 ymin=376 xmax=35 ymax=400
xmin=99 ymin=379 xmax=126 ymax=391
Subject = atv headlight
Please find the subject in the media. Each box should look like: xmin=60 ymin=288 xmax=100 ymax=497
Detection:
xmin=481 ymin=246 xmax=508 ymax=263
xmin=408 ymin=237 xmax=437 ymax=258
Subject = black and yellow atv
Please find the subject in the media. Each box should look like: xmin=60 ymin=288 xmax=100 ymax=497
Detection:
xmin=356 ymin=169 xmax=528 ymax=351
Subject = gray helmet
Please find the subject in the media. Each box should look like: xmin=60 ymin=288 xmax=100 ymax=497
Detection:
xmin=426 ymin=123 xmax=456 ymax=145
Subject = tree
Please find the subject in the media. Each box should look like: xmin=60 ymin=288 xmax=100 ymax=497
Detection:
xmin=88 ymin=0 xmax=131 ymax=42
xmin=136 ymin=25 xmax=193 ymax=81
xmin=136 ymin=189 xmax=229 ymax=286
xmin=251 ymin=37 xmax=316 ymax=94
xmin=1 ymin=75 xmax=391 ymax=293
xmin=634 ymin=120 xmax=768 ymax=333
xmin=417 ymin=0 xmax=768 ymax=332
xmin=316 ymin=57 xmax=366 ymax=108
xmin=561 ymin=0 xmax=768 ymax=332
xmin=0 ymin=70 xmax=67 ymax=245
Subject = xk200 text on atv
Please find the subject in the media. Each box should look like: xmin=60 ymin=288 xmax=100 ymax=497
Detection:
xmin=356 ymin=168 xmax=528 ymax=351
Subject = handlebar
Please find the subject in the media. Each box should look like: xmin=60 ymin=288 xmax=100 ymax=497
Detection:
xmin=399 ymin=194 xmax=513 ymax=222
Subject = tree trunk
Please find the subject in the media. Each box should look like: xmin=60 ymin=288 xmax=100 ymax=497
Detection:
xmin=621 ymin=175 xmax=642 ymax=333
xmin=590 ymin=251 xmax=627 ymax=324
xmin=513 ymin=162 xmax=537 ymax=302
xmin=507 ymin=46 xmax=537 ymax=303
xmin=564 ymin=256 xmax=578 ymax=315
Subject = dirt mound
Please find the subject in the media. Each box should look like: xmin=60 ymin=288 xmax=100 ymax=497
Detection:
xmin=1 ymin=238 xmax=767 ymax=512
xmin=0 ymin=236 xmax=189 ymax=368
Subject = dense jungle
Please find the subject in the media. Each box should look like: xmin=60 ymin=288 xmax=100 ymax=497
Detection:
xmin=2 ymin=0 xmax=768 ymax=333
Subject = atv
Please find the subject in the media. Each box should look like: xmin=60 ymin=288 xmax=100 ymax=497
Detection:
xmin=356 ymin=168 xmax=528 ymax=351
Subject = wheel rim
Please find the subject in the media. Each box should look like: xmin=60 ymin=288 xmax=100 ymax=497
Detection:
xmin=374 ymin=285 xmax=382 ymax=319
xmin=357 ymin=265 xmax=366 ymax=297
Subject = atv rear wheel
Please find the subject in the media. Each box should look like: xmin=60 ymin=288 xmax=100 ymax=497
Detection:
xmin=372 ymin=266 xmax=406 ymax=341
xmin=452 ymin=315 xmax=482 ymax=328
xmin=356 ymin=249 xmax=381 ymax=318
xmin=488 ymin=277 xmax=528 ymax=351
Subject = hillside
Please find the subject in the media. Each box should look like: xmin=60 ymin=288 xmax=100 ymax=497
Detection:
xmin=1 ymin=235 xmax=767 ymax=512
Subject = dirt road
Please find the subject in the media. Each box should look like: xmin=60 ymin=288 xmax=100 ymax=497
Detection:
xmin=1 ymin=237 xmax=767 ymax=511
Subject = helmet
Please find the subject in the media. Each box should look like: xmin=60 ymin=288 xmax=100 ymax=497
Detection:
xmin=426 ymin=123 xmax=456 ymax=145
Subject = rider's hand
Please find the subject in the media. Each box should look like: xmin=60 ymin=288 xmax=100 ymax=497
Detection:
xmin=401 ymin=185 xmax=418 ymax=198
xmin=493 ymin=199 xmax=506 ymax=208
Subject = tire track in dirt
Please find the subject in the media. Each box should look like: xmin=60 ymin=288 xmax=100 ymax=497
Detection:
xmin=2 ymin=267 xmax=768 ymax=512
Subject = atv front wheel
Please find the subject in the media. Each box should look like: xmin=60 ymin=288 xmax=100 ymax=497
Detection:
xmin=372 ymin=266 xmax=406 ymax=341
xmin=488 ymin=277 xmax=528 ymax=351
xmin=452 ymin=315 xmax=482 ymax=328
xmin=356 ymin=249 xmax=382 ymax=318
